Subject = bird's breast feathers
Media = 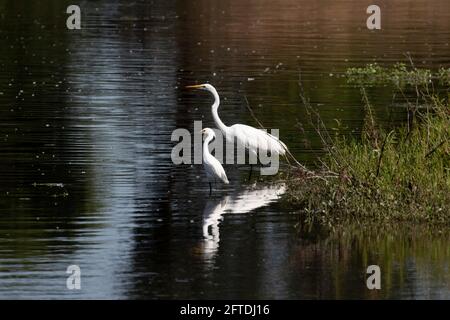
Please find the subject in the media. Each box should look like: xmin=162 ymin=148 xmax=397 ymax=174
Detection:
xmin=203 ymin=155 xmax=229 ymax=184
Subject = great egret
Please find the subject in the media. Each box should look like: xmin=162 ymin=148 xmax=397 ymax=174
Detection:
xmin=186 ymin=84 xmax=288 ymax=176
xmin=201 ymin=128 xmax=229 ymax=194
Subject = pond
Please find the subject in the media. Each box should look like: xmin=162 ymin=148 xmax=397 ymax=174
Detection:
xmin=0 ymin=0 xmax=449 ymax=299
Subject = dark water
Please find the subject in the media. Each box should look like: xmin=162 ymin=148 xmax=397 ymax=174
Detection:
xmin=0 ymin=0 xmax=449 ymax=299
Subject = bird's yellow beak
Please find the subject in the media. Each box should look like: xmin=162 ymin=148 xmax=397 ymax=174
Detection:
xmin=185 ymin=84 xmax=204 ymax=89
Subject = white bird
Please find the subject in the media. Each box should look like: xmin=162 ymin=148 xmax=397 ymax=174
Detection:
xmin=186 ymin=83 xmax=288 ymax=177
xmin=201 ymin=128 xmax=229 ymax=194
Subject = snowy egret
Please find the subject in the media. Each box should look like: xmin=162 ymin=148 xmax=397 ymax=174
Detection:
xmin=201 ymin=128 xmax=229 ymax=194
xmin=186 ymin=84 xmax=288 ymax=177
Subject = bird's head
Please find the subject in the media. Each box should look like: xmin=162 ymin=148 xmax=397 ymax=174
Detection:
xmin=185 ymin=83 xmax=215 ymax=93
xmin=200 ymin=128 xmax=215 ymax=140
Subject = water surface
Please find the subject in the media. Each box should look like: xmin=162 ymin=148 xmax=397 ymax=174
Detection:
xmin=0 ymin=0 xmax=449 ymax=299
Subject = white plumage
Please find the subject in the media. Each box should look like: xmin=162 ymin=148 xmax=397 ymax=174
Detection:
xmin=226 ymin=124 xmax=287 ymax=159
xmin=201 ymin=128 xmax=229 ymax=193
xmin=187 ymin=83 xmax=287 ymax=166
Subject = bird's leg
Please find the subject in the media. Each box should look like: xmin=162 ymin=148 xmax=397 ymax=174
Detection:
xmin=209 ymin=182 xmax=212 ymax=196
xmin=248 ymin=164 xmax=253 ymax=180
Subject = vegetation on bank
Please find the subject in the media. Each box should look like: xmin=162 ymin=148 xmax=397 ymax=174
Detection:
xmin=285 ymin=64 xmax=449 ymax=225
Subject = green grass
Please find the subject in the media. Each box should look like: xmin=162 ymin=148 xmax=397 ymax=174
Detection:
xmin=345 ymin=63 xmax=450 ymax=87
xmin=285 ymin=65 xmax=450 ymax=226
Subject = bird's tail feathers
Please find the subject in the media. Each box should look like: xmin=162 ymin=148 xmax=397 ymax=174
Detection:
xmin=221 ymin=173 xmax=229 ymax=184
xmin=265 ymin=131 xmax=288 ymax=154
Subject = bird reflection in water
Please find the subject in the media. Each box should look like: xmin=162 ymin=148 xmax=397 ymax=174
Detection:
xmin=200 ymin=184 xmax=286 ymax=261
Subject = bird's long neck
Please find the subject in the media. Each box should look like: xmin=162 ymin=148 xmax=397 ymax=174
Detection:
xmin=210 ymin=89 xmax=228 ymax=133
xmin=203 ymin=134 xmax=214 ymax=158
